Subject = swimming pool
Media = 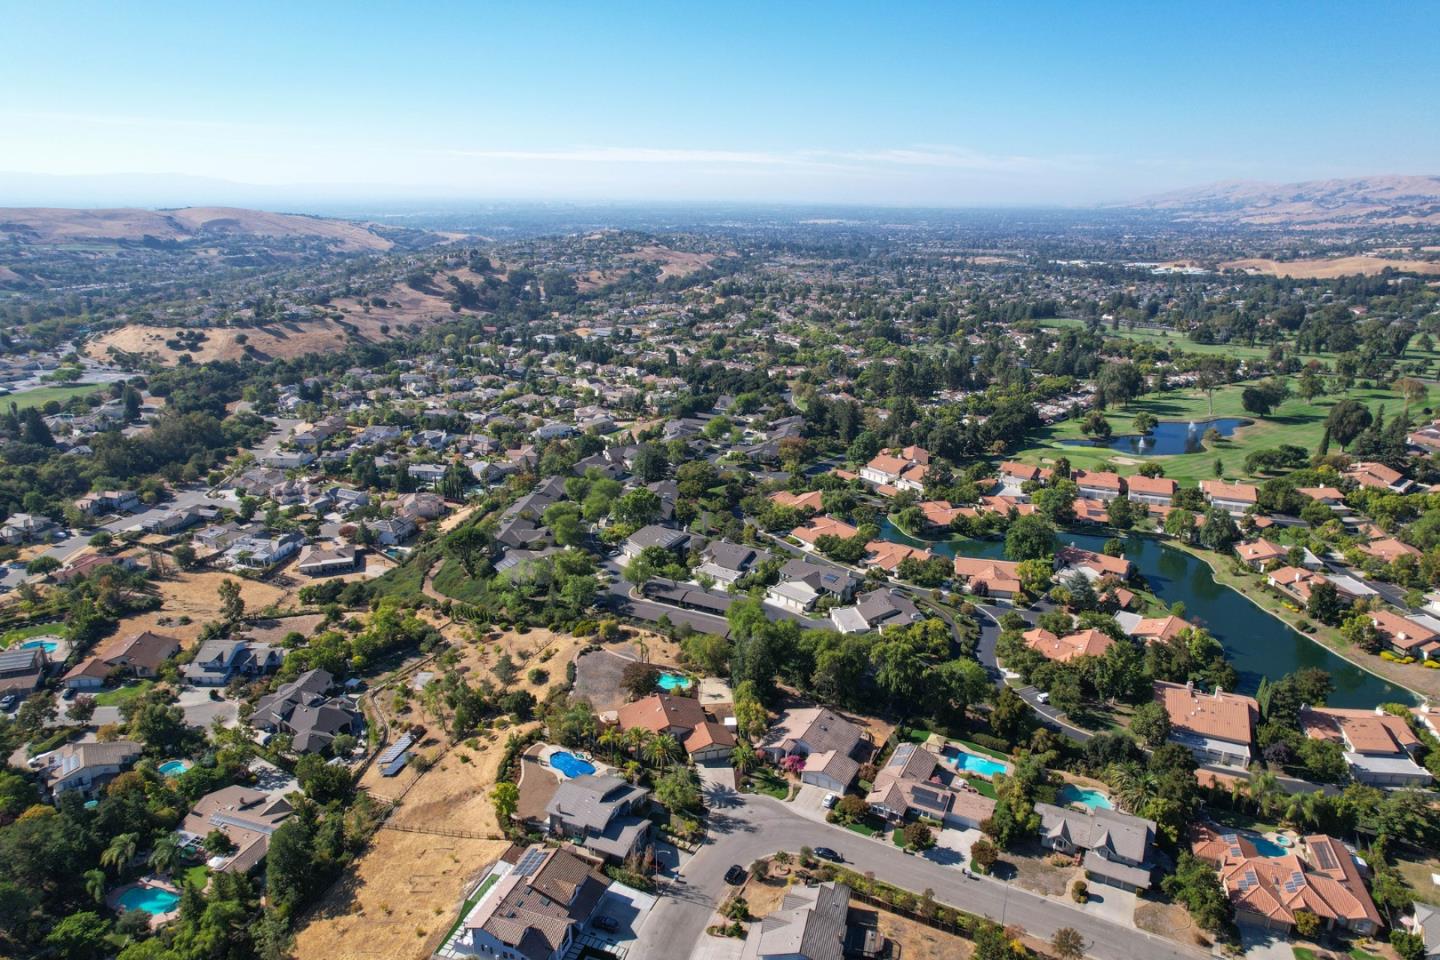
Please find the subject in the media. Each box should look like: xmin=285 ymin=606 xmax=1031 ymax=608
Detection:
xmin=21 ymin=639 xmax=59 ymax=654
xmin=950 ymin=751 xmax=1008 ymax=778
xmin=1251 ymin=833 xmax=1292 ymax=857
xmin=117 ymin=885 xmax=180 ymax=915
xmin=157 ymin=760 xmax=191 ymax=776
xmin=1058 ymin=784 xmax=1113 ymax=810
xmin=657 ymin=672 xmax=692 ymax=692
xmin=549 ymin=751 xmax=596 ymax=778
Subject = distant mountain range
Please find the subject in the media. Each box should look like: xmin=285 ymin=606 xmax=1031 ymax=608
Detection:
xmin=1124 ymin=175 xmax=1440 ymax=227
xmin=0 ymin=205 xmax=396 ymax=252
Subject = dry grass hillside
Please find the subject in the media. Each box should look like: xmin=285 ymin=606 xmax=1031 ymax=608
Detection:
xmin=1223 ymin=255 xmax=1440 ymax=278
xmin=84 ymin=267 xmax=494 ymax=365
xmin=0 ymin=206 xmax=393 ymax=251
xmin=1126 ymin=174 xmax=1440 ymax=227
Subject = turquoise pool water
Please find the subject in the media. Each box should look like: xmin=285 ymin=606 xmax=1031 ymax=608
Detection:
xmin=950 ymin=751 xmax=1008 ymax=777
xmin=549 ymin=751 xmax=596 ymax=778
xmin=158 ymin=760 xmax=191 ymax=776
xmin=21 ymin=639 xmax=59 ymax=654
xmin=1251 ymin=834 xmax=1292 ymax=857
xmin=657 ymin=672 xmax=692 ymax=691
xmin=118 ymin=885 xmax=180 ymax=914
xmin=1058 ymin=784 xmax=1113 ymax=810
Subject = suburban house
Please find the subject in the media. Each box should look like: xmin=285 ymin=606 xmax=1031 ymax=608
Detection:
xmin=620 ymin=524 xmax=691 ymax=562
xmin=742 ymin=881 xmax=851 ymax=960
xmin=0 ymin=647 xmax=48 ymax=697
xmin=859 ymin=446 xmax=930 ymax=494
xmin=641 ymin=578 xmax=735 ymax=619
xmin=1023 ymin=627 xmax=1114 ymax=662
xmin=997 ymin=461 xmax=1044 ymax=496
xmin=1407 ymin=904 xmax=1440 ymax=960
xmin=1191 ymin=826 xmax=1382 ymax=936
xmin=1200 ymin=480 xmax=1258 ymax=516
xmin=1297 ymin=486 xmax=1347 ymax=510
xmin=1347 ymin=461 xmax=1415 ymax=494
xmin=372 ymin=516 xmax=418 ymax=546
xmin=1054 ymin=545 xmax=1133 ymax=582
xmin=766 ymin=577 xmax=823 ymax=614
xmin=860 ymin=539 xmax=933 ymax=574
xmin=1074 ymin=469 xmax=1124 ymax=502
xmin=1360 ymin=537 xmax=1423 ymax=564
xmin=37 ymin=739 xmax=142 ymax=797
xmin=768 ymin=489 xmax=825 ymax=513
xmin=0 ymin=512 xmax=56 ymax=544
xmin=74 ymin=489 xmax=141 ymax=516
xmin=828 ymin=588 xmax=922 ymax=635
xmin=460 ymin=843 xmax=611 ymax=960
xmin=1299 ymin=705 xmax=1432 ymax=788
xmin=1035 ymin=802 xmax=1158 ymax=891
xmin=759 ymin=707 xmax=868 ymax=793
xmin=1369 ymin=609 xmax=1440 ymax=661
xmin=102 ymin=630 xmax=180 ymax=678
xmin=951 ymin=556 xmax=1023 ymax=601
xmin=297 ymin=544 xmax=359 ymax=577
xmin=544 ymin=773 xmax=652 ymax=863
xmin=1126 ymin=474 xmax=1177 ymax=510
xmin=179 ymin=785 xmax=294 ymax=874
xmin=777 ymin=557 xmax=859 ymax=603
xmin=791 ymin=516 xmax=859 ymax=548
xmin=1155 ymin=680 xmax=1258 ymax=768
xmin=1117 ymin=613 xmax=1193 ymax=645
xmin=183 ymin=637 xmax=284 ymax=685
xmin=864 ymin=742 xmax=996 ymax=830
xmin=222 ymin=532 xmax=303 ymax=571
xmin=696 ymin=540 xmax=772 ymax=586
xmin=1235 ymin=538 xmax=1288 ymax=570
xmin=249 ymin=668 xmax=360 ymax=754
xmin=614 ymin=693 xmax=735 ymax=762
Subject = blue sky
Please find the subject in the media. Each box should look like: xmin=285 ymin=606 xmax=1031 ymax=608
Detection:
xmin=1 ymin=1 xmax=1436 ymax=205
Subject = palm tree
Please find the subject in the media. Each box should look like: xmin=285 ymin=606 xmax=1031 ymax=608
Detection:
xmin=1249 ymin=770 xmax=1282 ymax=819
xmin=101 ymin=832 xmax=139 ymax=874
xmin=731 ymin=743 xmax=757 ymax=775
xmin=623 ymin=727 xmax=649 ymax=758
xmin=642 ymin=733 xmax=676 ymax=768
xmin=622 ymin=760 xmax=643 ymax=784
xmin=84 ymin=868 xmax=107 ymax=903
xmin=598 ymin=728 xmax=623 ymax=761
xmin=148 ymin=834 xmax=182 ymax=875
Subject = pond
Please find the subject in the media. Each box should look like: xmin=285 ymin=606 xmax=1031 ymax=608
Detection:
xmin=1060 ymin=417 xmax=1250 ymax=456
xmin=880 ymin=519 xmax=1415 ymax=708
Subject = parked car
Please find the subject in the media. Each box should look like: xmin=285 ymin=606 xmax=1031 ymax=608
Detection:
xmin=592 ymin=915 xmax=619 ymax=933
xmin=0 ymin=694 xmax=17 ymax=712
xmin=814 ymin=847 xmax=843 ymax=863
xmin=723 ymin=865 xmax=746 ymax=885
xmin=1036 ymin=691 xmax=1050 ymax=704
xmin=822 ymin=793 xmax=838 ymax=809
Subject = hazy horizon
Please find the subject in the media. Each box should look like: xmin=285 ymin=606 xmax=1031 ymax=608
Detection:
xmin=3 ymin=2 xmax=1438 ymax=208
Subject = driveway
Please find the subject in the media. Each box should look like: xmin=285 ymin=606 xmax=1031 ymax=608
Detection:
xmin=697 ymin=761 xmax=736 ymax=796
xmin=1238 ymin=923 xmax=1293 ymax=960
xmin=634 ymin=791 xmax=1208 ymax=960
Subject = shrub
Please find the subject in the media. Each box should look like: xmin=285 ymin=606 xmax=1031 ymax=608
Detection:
xmin=1071 ymin=879 xmax=1088 ymax=903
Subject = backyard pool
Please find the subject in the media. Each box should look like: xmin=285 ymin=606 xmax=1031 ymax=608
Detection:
xmin=657 ymin=672 xmax=692 ymax=692
xmin=949 ymin=750 xmax=1008 ymax=778
xmin=157 ymin=760 xmax=191 ymax=776
xmin=1251 ymin=833 xmax=1293 ymax=858
xmin=117 ymin=884 xmax=180 ymax=915
xmin=1058 ymin=784 xmax=1113 ymax=810
xmin=549 ymin=751 xmax=596 ymax=778
xmin=21 ymin=639 xmax=59 ymax=654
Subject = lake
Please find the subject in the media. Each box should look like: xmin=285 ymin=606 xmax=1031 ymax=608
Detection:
xmin=1060 ymin=417 xmax=1250 ymax=456
xmin=879 ymin=519 xmax=1414 ymax=707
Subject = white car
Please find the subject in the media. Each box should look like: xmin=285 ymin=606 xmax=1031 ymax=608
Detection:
xmin=1036 ymin=691 xmax=1050 ymax=704
xmin=822 ymin=793 xmax=838 ymax=809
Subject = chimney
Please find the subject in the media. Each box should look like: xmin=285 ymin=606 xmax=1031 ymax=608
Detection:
xmin=1213 ymin=686 xmax=1223 ymax=699
xmin=1186 ymin=679 xmax=1195 ymax=693
xmin=1375 ymin=706 xmax=1385 ymax=716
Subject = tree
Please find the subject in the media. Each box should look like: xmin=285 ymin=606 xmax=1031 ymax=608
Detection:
xmin=101 ymin=831 xmax=140 ymax=873
xmin=490 ymin=781 xmax=518 ymax=825
xmin=84 ymin=868 xmax=107 ymax=903
xmin=831 ymin=795 xmax=869 ymax=825
xmin=970 ymin=837 xmax=999 ymax=873
xmin=1306 ymin=580 xmax=1342 ymax=625
xmin=45 ymin=911 xmax=111 ymax=960
xmin=1005 ymin=514 xmax=1056 ymax=562
xmin=1292 ymin=909 xmax=1321 ymax=939
xmin=1132 ymin=412 xmax=1157 ymax=435
xmin=1130 ymin=700 xmax=1172 ymax=748
xmin=24 ymin=555 xmax=59 ymax=577
xmin=1163 ymin=507 xmax=1196 ymax=543
xmin=1241 ymin=378 xmax=1289 ymax=417
xmin=218 ymin=578 xmax=244 ymax=623
xmin=1163 ymin=852 xmax=1233 ymax=931
xmin=147 ymin=832 xmax=182 ymax=874
xmin=1325 ymin=399 xmax=1372 ymax=450
xmin=730 ymin=743 xmax=757 ymax=775
xmin=1392 ymin=931 xmax=1427 ymax=960
xmin=1197 ymin=508 xmax=1239 ymax=552
xmin=1052 ymin=927 xmax=1086 ymax=960
xmin=902 ymin=821 xmax=935 ymax=850
xmin=621 ymin=661 xmax=661 ymax=700
xmin=1106 ymin=495 xmax=1135 ymax=530
xmin=654 ymin=765 xmax=700 ymax=813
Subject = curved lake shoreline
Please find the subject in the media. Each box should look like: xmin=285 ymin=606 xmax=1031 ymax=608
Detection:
xmin=879 ymin=518 xmax=1417 ymax=708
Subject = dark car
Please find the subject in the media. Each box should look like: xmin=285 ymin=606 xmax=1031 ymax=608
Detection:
xmin=814 ymin=847 xmax=843 ymax=863
xmin=723 ymin=864 xmax=747 ymax=885
xmin=592 ymin=915 xmax=619 ymax=933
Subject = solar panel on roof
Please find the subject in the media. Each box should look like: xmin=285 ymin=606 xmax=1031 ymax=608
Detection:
xmin=1312 ymin=843 xmax=1338 ymax=870
xmin=513 ymin=847 xmax=547 ymax=877
xmin=377 ymin=734 xmax=414 ymax=764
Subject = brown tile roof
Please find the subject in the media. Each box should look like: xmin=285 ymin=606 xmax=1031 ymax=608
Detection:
xmin=1155 ymin=681 xmax=1257 ymax=745
xmin=615 ymin=694 xmax=706 ymax=736
xmin=1300 ymin=706 xmax=1421 ymax=755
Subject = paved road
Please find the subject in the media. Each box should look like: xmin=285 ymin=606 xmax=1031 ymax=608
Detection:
xmin=635 ymin=789 xmax=1206 ymax=960
xmin=973 ymin=603 xmax=1095 ymax=742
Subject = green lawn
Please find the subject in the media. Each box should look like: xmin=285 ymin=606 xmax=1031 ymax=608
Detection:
xmin=3 ymin=383 xmax=105 ymax=411
xmin=94 ymin=680 xmax=154 ymax=706
xmin=964 ymin=776 xmax=998 ymax=799
xmin=1010 ymin=380 xmax=1409 ymax=485
xmin=845 ymin=819 xmax=880 ymax=838
xmin=182 ymin=864 xmax=209 ymax=890
xmin=954 ymin=738 xmax=1011 ymax=762
xmin=747 ymin=769 xmax=790 ymax=800
xmin=0 ymin=622 xmax=63 ymax=649
xmin=1292 ymin=949 xmax=1318 ymax=960
xmin=441 ymin=871 xmax=500 ymax=947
